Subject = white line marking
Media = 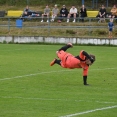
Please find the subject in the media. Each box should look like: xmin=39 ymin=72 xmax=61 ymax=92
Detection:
xmin=0 ymin=96 xmax=116 ymax=104
xmin=0 ymin=67 xmax=117 ymax=81
xmin=59 ymin=105 xmax=117 ymax=117
xmin=91 ymin=67 xmax=117 ymax=71
xmin=0 ymin=70 xmax=70 ymax=81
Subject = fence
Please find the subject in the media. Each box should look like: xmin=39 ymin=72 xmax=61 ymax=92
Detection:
xmin=0 ymin=17 xmax=116 ymax=37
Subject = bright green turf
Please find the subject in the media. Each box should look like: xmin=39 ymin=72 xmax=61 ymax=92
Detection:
xmin=0 ymin=44 xmax=117 ymax=117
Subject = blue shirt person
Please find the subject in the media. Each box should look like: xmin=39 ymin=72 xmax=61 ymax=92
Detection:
xmin=108 ymin=19 xmax=114 ymax=38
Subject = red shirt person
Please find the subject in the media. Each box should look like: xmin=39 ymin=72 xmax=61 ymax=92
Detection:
xmin=50 ymin=43 xmax=96 ymax=85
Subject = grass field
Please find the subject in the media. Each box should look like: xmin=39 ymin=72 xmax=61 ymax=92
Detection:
xmin=0 ymin=44 xmax=117 ymax=117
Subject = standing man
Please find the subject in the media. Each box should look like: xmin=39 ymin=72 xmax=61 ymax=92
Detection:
xmin=108 ymin=18 xmax=114 ymax=38
xmin=67 ymin=5 xmax=78 ymax=23
xmin=41 ymin=5 xmax=50 ymax=22
xmin=50 ymin=43 xmax=96 ymax=85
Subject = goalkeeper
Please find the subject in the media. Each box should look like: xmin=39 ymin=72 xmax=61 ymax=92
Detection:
xmin=50 ymin=43 xmax=96 ymax=85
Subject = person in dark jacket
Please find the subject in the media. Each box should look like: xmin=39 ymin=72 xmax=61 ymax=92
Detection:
xmin=96 ymin=5 xmax=106 ymax=23
xmin=58 ymin=5 xmax=68 ymax=23
xmin=80 ymin=5 xmax=87 ymax=22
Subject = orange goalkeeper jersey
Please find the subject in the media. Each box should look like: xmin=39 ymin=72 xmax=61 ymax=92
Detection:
xmin=57 ymin=50 xmax=89 ymax=76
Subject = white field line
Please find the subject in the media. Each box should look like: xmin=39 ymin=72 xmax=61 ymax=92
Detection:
xmin=0 ymin=67 xmax=117 ymax=81
xmin=0 ymin=70 xmax=69 ymax=81
xmin=59 ymin=105 xmax=117 ymax=117
xmin=0 ymin=96 xmax=117 ymax=104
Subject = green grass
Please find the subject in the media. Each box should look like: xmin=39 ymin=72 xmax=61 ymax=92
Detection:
xmin=0 ymin=44 xmax=117 ymax=117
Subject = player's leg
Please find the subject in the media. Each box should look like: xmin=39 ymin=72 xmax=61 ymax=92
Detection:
xmin=50 ymin=43 xmax=72 ymax=67
xmin=58 ymin=43 xmax=73 ymax=52
xmin=50 ymin=58 xmax=61 ymax=66
xmin=83 ymin=76 xmax=88 ymax=85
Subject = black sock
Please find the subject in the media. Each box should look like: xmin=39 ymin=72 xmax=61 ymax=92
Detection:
xmin=55 ymin=59 xmax=61 ymax=65
xmin=83 ymin=76 xmax=87 ymax=85
xmin=58 ymin=45 xmax=71 ymax=51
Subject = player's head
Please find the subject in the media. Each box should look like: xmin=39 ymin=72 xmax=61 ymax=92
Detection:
xmin=90 ymin=54 xmax=95 ymax=62
xmin=86 ymin=54 xmax=96 ymax=65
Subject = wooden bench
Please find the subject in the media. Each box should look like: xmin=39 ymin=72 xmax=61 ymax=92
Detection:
xmin=87 ymin=11 xmax=98 ymax=17
xmin=7 ymin=10 xmax=23 ymax=17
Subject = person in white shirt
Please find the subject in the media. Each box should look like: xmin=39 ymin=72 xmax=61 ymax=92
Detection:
xmin=67 ymin=5 xmax=78 ymax=22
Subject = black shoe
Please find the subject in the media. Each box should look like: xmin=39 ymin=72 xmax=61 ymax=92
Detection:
xmin=84 ymin=83 xmax=89 ymax=86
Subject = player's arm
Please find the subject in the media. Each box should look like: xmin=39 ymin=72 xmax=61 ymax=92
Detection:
xmin=82 ymin=51 xmax=94 ymax=63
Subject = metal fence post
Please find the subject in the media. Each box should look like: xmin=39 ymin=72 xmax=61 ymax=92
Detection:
xmin=8 ymin=18 xmax=10 ymax=31
xmin=26 ymin=0 xmax=29 ymax=5
xmin=89 ymin=18 xmax=92 ymax=36
xmin=48 ymin=18 xmax=50 ymax=36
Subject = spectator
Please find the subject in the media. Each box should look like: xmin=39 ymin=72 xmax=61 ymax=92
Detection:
xmin=21 ymin=5 xmax=32 ymax=18
xmin=110 ymin=5 xmax=117 ymax=23
xmin=58 ymin=5 xmax=68 ymax=23
xmin=23 ymin=5 xmax=32 ymax=13
xmin=80 ymin=5 xmax=87 ymax=22
xmin=108 ymin=18 xmax=114 ymax=38
xmin=51 ymin=4 xmax=59 ymax=22
xmin=96 ymin=5 xmax=106 ymax=23
xmin=21 ymin=5 xmax=39 ymax=21
xmin=110 ymin=5 xmax=117 ymax=18
xmin=41 ymin=5 xmax=50 ymax=22
xmin=67 ymin=5 xmax=78 ymax=23
xmin=21 ymin=11 xmax=39 ymax=20
xmin=22 ymin=5 xmax=33 ymax=16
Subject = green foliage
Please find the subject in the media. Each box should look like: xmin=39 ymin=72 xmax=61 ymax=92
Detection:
xmin=97 ymin=29 xmax=107 ymax=35
xmin=0 ymin=0 xmax=81 ymax=6
xmin=66 ymin=30 xmax=76 ymax=34
xmin=0 ymin=0 xmax=6 ymax=5
xmin=0 ymin=0 xmax=115 ymax=7
xmin=114 ymin=29 xmax=117 ymax=35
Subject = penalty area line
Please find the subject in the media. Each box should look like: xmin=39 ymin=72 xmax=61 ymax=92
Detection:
xmin=59 ymin=105 xmax=117 ymax=117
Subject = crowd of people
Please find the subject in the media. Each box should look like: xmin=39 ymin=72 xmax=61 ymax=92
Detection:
xmin=20 ymin=4 xmax=116 ymax=38
xmin=39 ymin=4 xmax=87 ymax=23
xmin=21 ymin=4 xmax=117 ymax=23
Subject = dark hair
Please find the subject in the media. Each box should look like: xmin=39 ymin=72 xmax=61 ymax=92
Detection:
xmin=90 ymin=54 xmax=96 ymax=62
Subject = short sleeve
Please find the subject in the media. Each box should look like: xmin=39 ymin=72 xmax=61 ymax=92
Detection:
xmin=79 ymin=50 xmax=86 ymax=60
